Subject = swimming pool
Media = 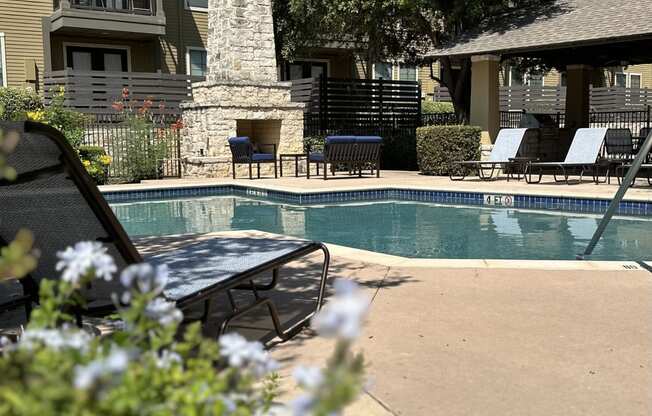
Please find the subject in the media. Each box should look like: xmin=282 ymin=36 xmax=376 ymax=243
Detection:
xmin=110 ymin=195 xmax=652 ymax=261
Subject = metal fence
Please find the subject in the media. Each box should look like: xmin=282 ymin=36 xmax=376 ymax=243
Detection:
xmin=421 ymin=112 xmax=459 ymax=126
xmin=499 ymin=108 xmax=650 ymax=135
xmin=82 ymin=119 xmax=181 ymax=179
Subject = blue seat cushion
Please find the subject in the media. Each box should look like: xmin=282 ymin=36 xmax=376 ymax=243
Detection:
xmin=252 ymin=153 xmax=275 ymax=162
xmin=228 ymin=136 xmax=251 ymax=145
xmin=325 ymin=136 xmax=356 ymax=144
xmin=355 ymin=136 xmax=382 ymax=143
xmin=309 ymin=153 xmax=324 ymax=162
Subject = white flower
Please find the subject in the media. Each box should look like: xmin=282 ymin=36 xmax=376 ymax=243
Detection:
xmin=219 ymin=333 xmax=279 ymax=377
xmin=56 ymin=241 xmax=117 ymax=285
xmin=17 ymin=328 xmax=91 ymax=352
xmin=153 ymin=349 xmax=182 ymax=369
xmin=312 ymin=280 xmax=369 ymax=341
xmin=120 ymin=263 xmax=168 ymax=296
xmin=144 ymin=297 xmax=183 ymax=326
xmin=290 ymin=394 xmax=316 ymax=416
xmin=293 ymin=366 xmax=324 ymax=390
xmin=74 ymin=348 xmax=129 ymax=390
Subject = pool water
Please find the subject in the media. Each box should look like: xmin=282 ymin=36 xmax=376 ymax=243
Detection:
xmin=110 ymin=196 xmax=652 ymax=261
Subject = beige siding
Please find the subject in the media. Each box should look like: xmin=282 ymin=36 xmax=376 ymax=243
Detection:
xmin=160 ymin=0 xmax=208 ymax=75
xmin=0 ymin=0 xmax=51 ymax=88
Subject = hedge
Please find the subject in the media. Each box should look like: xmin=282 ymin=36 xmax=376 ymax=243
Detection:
xmin=416 ymin=125 xmax=481 ymax=175
xmin=421 ymin=101 xmax=454 ymax=114
xmin=0 ymin=87 xmax=43 ymax=121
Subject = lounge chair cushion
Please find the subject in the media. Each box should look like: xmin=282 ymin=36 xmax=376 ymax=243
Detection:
xmin=144 ymin=236 xmax=315 ymax=302
xmin=488 ymin=128 xmax=529 ymax=163
xmin=228 ymin=136 xmax=251 ymax=145
xmin=251 ymin=153 xmax=275 ymax=162
xmin=563 ymin=128 xmax=608 ymax=164
xmin=309 ymin=153 xmax=324 ymax=162
xmin=355 ymin=136 xmax=382 ymax=143
xmin=325 ymin=136 xmax=356 ymax=144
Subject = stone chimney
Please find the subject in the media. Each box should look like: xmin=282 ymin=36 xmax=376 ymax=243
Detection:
xmin=180 ymin=0 xmax=305 ymax=178
xmin=207 ymin=0 xmax=279 ymax=83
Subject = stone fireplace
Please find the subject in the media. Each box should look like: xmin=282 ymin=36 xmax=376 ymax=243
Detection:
xmin=180 ymin=0 xmax=305 ymax=178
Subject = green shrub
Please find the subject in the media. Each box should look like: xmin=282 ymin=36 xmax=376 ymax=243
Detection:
xmin=304 ymin=135 xmax=325 ymax=153
xmin=41 ymin=89 xmax=88 ymax=149
xmin=421 ymin=100 xmax=454 ymax=114
xmin=416 ymin=125 xmax=481 ymax=175
xmin=0 ymin=87 xmax=43 ymax=121
xmin=79 ymin=145 xmax=111 ymax=185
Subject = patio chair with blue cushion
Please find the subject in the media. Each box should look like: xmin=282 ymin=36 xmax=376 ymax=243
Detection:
xmin=525 ymin=127 xmax=608 ymax=184
xmin=0 ymin=122 xmax=330 ymax=342
xmin=353 ymin=136 xmax=382 ymax=178
xmin=228 ymin=136 xmax=278 ymax=179
xmin=307 ymin=136 xmax=357 ymax=180
xmin=451 ymin=128 xmax=537 ymax=181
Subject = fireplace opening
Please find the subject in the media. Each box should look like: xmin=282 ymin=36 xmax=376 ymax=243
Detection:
xmin=236 ymin=120 xmax=282 ymax=155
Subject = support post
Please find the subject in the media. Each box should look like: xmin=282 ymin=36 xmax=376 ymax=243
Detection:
xmin=470 ymin=54 xmax=501 ymax=144
xmin=564 ymin=64 xmax=592 ymax=129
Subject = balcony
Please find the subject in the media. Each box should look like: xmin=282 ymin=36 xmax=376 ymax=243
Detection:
xmin=49 ymin=0 xmax=166 ymax=38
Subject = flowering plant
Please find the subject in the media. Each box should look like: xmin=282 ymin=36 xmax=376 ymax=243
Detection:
xmin=0 ymin=239 xmax=369 ymax=415
xmin=111 ymin=89 xmax=180 ymax=182
xmin=25 ymin=87 xmax=88 ymax=149
xmin=79 ymin=145 xmax=112 ymax=185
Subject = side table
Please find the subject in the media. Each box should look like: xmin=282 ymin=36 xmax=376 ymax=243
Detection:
xmin=279 ymin=153 xmax=307 ymax=177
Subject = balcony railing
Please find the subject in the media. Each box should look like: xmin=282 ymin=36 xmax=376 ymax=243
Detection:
xmin=54 ymin=0 xmax=156 ymax=15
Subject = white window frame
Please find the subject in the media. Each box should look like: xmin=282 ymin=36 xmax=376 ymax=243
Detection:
xmin=508 ymin=67 xmax=545 ymax=87
xmin=371 ymin=62 xmax=393 ymax=80
xmin=63 ymin=42 xmax=132 ymax=72
xmin=396 ymin=63 xmax=418 ymax=82
xmin=0 ymin=33 xmax=6 ymax=87
xmin=184 ymin=0 xmax=208 ymax=12
xmin=186 ymin=46 xmax=207 ymax=77
xmin=614 ymin=72 xmax=643 ymax=88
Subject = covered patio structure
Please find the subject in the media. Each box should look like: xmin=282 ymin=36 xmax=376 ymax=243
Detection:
xmin=427 ymin=0 xmax=652 ymax=147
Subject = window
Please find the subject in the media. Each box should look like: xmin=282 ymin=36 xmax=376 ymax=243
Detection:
xmin=614 ymin=72 xmax=642 ymax=88
xmin=373 ymin=63 xmax=392 ymax=80
xmin=508 ymin=67 xmax=544 ymax=87
xmin=398 ymin=65 xmax=417 ymax=81
xmin=187 ymin=48 xmax=207 ymax=77
xmin=560 ymin=72 xmax=567 ymax=87
xmin=65 ymin=45 xmax=129 ymax=71
xmin=185 ymin=0 xmax=208 ymax=11
xmin=615 ymin=73 xmax=627 ymax=87
xmin=0 ymin=33 xmax=6 ymax=87
xmin=282 ymin=60 xmax=327 ymax=81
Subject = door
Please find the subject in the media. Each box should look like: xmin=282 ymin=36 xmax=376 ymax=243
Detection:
xmin=284 ymin=61 xmax=328 ymax=80
xmin=66 ymin=46 xmax=128 ymax=72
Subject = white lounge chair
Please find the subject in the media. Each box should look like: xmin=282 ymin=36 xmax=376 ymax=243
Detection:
xmin=525 ymin=128 xmax=608 ymax=184
xmin=451 ymin=128 xmax=536 ymax=181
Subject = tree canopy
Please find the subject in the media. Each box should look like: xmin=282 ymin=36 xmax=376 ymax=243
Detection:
xmin=273 ymin=0 xmax=556 ymax=120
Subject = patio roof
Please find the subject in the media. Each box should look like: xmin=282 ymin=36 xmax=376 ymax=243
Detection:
xmin=428 ymin=0 xmax=652 ymax=61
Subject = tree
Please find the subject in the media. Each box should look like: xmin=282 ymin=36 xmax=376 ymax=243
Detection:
xmin=426 ymin=1 xmax=557 ymax=123
xmin=273 ymin=0 xmax=435 ymax=79
xmin=274 ymin=0 xmax=556 ymax=122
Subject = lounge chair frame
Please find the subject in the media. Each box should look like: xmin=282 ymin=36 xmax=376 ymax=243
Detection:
xmin=1 ymin=122 xmax=330 ymax=342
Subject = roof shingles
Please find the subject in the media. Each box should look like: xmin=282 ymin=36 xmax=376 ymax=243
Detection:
xmin=429 ymin=0 xmax=652 ymax=57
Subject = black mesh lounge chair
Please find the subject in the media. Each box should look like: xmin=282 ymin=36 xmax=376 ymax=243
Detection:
xmin=451 ymin=128 xmax=536 ymax=181
xmin=615 ymin=129 xmax=652 ymax=186
xmin=228 ymin=136 xmax=278 ymax=180
xmin=525 ymin=128 xmax=608 ymax=184
xmin=0 ymin=122 xmax=330 ymax=341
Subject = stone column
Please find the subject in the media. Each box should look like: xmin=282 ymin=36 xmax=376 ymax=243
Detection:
xmin=207 ymin=0 xmax=278 ymax=83
xmin=470 ymin=54 xmax=501 ymax=145
xmin=564 ymin=64 xmax=592 ymax=129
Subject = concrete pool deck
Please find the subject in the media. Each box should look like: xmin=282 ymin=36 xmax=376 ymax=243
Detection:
xmin=100 ymin=170 xmax=652 ymax=202
xmin=135 ymin=231 xmax=652 ymax=416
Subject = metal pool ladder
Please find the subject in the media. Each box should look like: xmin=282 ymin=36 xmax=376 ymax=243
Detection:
xmin=578 ymin=131 xmax=652 ymax=259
